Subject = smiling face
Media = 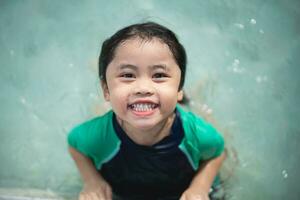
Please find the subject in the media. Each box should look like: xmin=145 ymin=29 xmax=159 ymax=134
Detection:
xmin=102 ymin=37 xmax=183 ymax=132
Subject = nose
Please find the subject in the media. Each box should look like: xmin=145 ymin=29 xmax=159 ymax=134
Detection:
xmin=133 ymin=79 xmax=155 ymax=96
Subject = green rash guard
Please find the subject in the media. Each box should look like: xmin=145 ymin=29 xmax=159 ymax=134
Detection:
xmin=68 ymin=105 xmax=225 ymax=199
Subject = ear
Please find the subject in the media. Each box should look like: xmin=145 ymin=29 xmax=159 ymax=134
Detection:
xmin=101 ymin=80 xmax=110 ymax=101
xmin=177 ymin=90 xmax=183 ymax=102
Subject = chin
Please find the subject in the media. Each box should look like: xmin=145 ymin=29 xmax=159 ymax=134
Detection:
xmin=133 ymin=123 xmax=156 ymax=131
xmin=130 ymin=120 xmax=160 ymax=130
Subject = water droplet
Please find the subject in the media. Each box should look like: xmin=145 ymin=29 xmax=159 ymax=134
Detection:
xmin=206 ymin=108 xmax=213 ymax=114
xmin=282 ymin=170 xmax=288 ymax=179
xmin=256 ymin=75 xmax=268 ymax=83
xmin=232 ymin=64 xmax=244 ymax=74
xmin=259 ymin=29 xmax=264 ymax=34
xmin=202 ymin=104 xmax=208 ymax=111
xmin=20 ymin=97 xmax=27 ymax=104
xmin=89 ymin=93 xmax=97 ymax=99
xmin=190 ymin=100 xmax=195 ymax=106
xmin=250 ymin=18 xmax=257 ymax=25
xmin=234 ymin=23 xmax=245 ymax=29
xmin=233 ymin=59 xmax=240 ymax=66
xmin=256 ymin=76 xmax=262 ymax=83
xmin=230 ymin=59 xmax=244 ymax=73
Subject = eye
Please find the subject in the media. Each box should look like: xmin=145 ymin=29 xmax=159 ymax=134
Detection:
xmin=153 ymin=73 xmax=168 ymax=79
xmin=119 ymin=73 xmax=136 ymax=81
xmin=121 ymin=73 xmax=135 ymax=78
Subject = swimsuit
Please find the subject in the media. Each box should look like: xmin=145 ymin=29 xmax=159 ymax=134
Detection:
xmin=68 ymin=105 xmax=225 ymax=199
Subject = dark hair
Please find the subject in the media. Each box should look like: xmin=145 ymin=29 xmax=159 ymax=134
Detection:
xmin=98 ymin=22 xmax=187 ymax=91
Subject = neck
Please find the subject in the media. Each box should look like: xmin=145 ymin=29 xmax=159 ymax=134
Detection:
xmin=117 ymin=113 xmax=175 ymax=146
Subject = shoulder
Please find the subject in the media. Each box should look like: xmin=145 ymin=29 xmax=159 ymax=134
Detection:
xmin=177 ymin=104 xmax=217 ymax=136
xmin=71 ymin=110 xmax=114 ymax=135
xmin=67 ymin=110 xmax=120 ymax=168
xmin=68 ymin=110 xmax=114 ymax=146
xmin=177 ymin=104 xmax=225 ymax=160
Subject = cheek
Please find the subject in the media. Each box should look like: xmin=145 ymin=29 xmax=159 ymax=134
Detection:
xmin=158 ymin=79 xmax=181 ymax=93
xmin=112 ymin=83 xmax=130 ymax=94
xmin=157 ymin=85 xmax=180 ymax=101
xmin=108 ymin=85 xmax=129 ymax=103
xmin=107 ymin=79 xmax=126 ymax=94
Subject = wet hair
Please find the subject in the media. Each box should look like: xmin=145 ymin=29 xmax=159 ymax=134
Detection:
xmin=98 ymin=21 xmax=187 ymax=91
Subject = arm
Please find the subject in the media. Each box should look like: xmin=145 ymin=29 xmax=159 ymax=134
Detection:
xmin=68 ymin=146 xmax=112 ymax=200
xmin=180 ymin=152 xmax=226 ymax=200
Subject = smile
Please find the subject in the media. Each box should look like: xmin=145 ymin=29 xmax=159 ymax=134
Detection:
xmin=129 ymin=102 xmax=158 ymax=117
xmin=128 ymin=103 xmax=159 ymax=112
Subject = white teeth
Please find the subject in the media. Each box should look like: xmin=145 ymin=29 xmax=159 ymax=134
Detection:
xmin=131 ymin=103 xmax=156 ymax=112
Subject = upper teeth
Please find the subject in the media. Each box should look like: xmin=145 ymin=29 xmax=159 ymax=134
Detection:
xmin=131 ymin=103 xmax=156 ymax=112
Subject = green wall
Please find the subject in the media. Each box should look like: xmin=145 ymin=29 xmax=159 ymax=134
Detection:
xmin=0 ymin=0 xmax=299 ymax=199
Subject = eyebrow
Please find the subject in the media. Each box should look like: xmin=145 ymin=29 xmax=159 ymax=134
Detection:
xmin=118 ymin=64 xmax=169 ymax=71
xmin=118 ymin=64 xmax=138 ymax=70
xmin=150 ymin=64 xmax=169 ymax=71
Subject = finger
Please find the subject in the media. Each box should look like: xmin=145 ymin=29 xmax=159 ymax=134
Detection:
xmin=79 ymin=192 xmax=88 ymax=200
xmin=104 ymin=186 xmax=112 ymax=200
xmin=91 ymin=192 xmax=101 ymax=200
xmin=179 ymin=195 xmax=186 ymax=200
xmin=196 ymin=194 xmax=209 ymax=200
xmin=86 ymin=193 xmax=93 ymax=200
xmin=89 ymin=192 xmax=102 ymax=200
xmin=79 ymin=193 xmax=84 ymax=200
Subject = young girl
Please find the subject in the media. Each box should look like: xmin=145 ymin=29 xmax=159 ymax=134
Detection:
xmin=68 ymin=22 xmax=226 ymax=200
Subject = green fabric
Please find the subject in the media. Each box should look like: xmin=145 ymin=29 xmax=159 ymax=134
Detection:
xmin=67 ymin=110 xmax=121 ymax=169
xmin=177 ymin=105 xmax=225 ymax=170
xmin=68 ymin=105 xmax=224 ymax=171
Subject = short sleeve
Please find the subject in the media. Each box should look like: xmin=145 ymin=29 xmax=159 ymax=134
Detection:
xmin=177 ymin=104 xmax=225 ymax=167
xmin=67 ymin=124 xmax=91 ymax=157
xmin=196 ymin=122 xmax=224 ymax=160
xmin=66 ymin=111 xmax=121 ymax=169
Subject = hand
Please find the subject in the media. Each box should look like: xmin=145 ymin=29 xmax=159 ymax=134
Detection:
xmin=79 ymin=179 xmax=112 ymax=200
xmin=179 ymin=187 xmax=209 ymax=200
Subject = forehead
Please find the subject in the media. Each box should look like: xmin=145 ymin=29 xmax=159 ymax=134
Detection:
xmin=112 ymin=37 xmax=175 ymax=63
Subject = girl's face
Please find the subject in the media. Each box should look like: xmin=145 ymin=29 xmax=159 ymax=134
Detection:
xmin=102 ymin=37 xmax=183 ymax=132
